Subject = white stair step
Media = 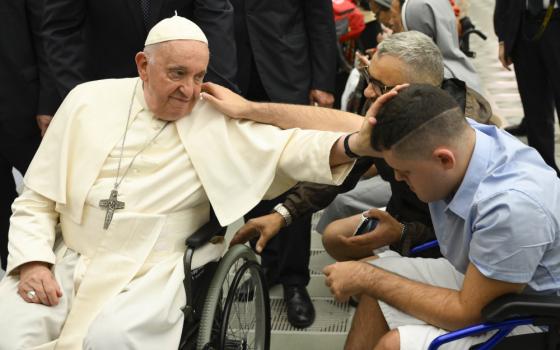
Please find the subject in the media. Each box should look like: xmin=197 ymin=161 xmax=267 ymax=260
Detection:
xmin=270 ymin=297 xmax=354 ymax=350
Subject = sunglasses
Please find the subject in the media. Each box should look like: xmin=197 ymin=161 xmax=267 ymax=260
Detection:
xmin=358 ymin=65 xmax=395 ymax=95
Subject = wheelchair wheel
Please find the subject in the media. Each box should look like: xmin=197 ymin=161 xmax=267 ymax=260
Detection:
xmin=196 ymin=244 xmax=270 ymax=350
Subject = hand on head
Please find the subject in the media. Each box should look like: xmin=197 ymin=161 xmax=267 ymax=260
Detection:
xmin=350 ymin=84 xmax=410 ymax=157
xmin=200 ymin=82 xmax=252 ymax=119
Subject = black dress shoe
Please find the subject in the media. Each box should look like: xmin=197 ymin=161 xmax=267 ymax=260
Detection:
xmin=505 ymin=121 xmax=527 ymax=136
xmin=284 ymin=285 xmax=315 ymax=328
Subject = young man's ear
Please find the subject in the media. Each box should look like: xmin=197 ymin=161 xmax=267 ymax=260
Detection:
xmin=135 ymin=52 xmax=148 ymax=80
xmin=433 ymin=147 xmax=456 ymax=170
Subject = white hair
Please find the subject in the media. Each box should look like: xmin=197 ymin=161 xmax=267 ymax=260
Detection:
xmin=377 ymin=31 xmax=444 ymax=86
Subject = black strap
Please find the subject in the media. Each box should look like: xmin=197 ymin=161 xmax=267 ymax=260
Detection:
xmin=343 ymin=132 xmax=360 ymax=158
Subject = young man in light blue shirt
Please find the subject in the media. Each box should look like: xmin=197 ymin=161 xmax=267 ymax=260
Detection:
xmin=323 ymin=84 xmax=560 ymax=350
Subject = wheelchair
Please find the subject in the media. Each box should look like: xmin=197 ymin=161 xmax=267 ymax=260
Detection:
xmin=458 ymin=16 xmax=487 ymax=59
xmin=178 ymin=212 xmax=271 ymax=350
xmin=410 ymin=241 xmax=560 ymax=350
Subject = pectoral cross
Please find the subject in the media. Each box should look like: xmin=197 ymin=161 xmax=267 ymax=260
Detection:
xmin=99 ymin=189 xmax=125 ymax=229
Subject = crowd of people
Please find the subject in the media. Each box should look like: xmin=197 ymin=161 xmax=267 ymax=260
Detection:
xmin=0 ymin=0 xmax=559 ymax=349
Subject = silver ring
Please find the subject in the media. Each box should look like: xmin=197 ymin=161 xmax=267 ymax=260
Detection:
xmin=26 ymin=290 xmax=37 ymax=299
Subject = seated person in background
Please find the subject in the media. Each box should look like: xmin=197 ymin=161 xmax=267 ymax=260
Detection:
xmin=202 ymin=31 xmax=490 ymax=261
xmin=0 ymin=16 xmax=359 ymax=349
xmin=383 ymin=0 xmax=483 ymax=94
xmin=324 ymin=84 xmax=560 ymax=350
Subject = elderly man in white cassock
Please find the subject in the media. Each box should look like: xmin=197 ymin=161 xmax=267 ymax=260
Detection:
xmin=0 ymin=15 xmax=374 ymax=349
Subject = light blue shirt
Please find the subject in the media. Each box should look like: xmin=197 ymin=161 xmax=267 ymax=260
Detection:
xmin=430 ymin=121 xmax=560 ymax=295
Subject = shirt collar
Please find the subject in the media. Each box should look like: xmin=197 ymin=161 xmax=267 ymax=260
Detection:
xmin=445 ymin=129 xmax=492 ymax=219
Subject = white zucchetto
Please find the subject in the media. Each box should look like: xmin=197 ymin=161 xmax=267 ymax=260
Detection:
xmin=145 ymin=15 xmax=208 ymax=46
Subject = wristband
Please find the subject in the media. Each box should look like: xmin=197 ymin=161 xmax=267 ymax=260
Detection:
xmin=343 ymin=132 xmax=360 ymax=158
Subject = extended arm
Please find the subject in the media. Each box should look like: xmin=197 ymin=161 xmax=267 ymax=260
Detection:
xmin=283 ymin=157 xmax=375 ymax=220
xmin=8 ymin=187 xmax=62 ymax=307
xmin=201 ymin=81 xmax=363 ymax=132
xmin=7 ymin=187 xmax=59 ymax=274
xmin=230 ymin=158 xmax=374 ymax=252
xmin=326 ymin=262 xmax=525 ymax=330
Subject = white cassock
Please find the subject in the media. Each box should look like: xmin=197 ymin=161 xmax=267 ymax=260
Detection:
xmin=0 ymin=78 xmax=353 ymax=350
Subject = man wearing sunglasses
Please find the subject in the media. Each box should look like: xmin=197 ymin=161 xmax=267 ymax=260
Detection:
xmin=358 ymin=65 xmax=394 ymax=96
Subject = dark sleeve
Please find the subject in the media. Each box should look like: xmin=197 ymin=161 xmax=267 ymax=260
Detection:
xmin=42 ymin=0 xmax=87 ymax=99
xmin=493 ymin=0 xmax=508 ymax=41
xmin=193 ymin=0 xmax=239 ymax=92
xmin=27 ymin=0 xmax=61 ymax=115
xmin=303 ymin=0 xmax=338 ymax=93
xmin=283 ymin=157 xmax=375 ymax=221
xmin=390 ymin=222 xmax=440 ymax=258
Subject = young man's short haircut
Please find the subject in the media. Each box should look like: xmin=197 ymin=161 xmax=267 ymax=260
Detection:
xmin=371 ymin=84 xmax=468 ymax=158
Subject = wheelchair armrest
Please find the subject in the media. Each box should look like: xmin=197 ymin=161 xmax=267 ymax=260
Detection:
xmin=462 ymin=28 xmax=487 ymax=41
xmin=482 ymin=294 xmax=560 ymax=323
xmin=410 ymin=239 xmax=439 ymax=255
xmin=186 ymin=219 xmax=226 ymax=249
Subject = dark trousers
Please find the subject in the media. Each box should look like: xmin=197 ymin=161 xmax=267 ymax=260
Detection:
xmin=512 ymin=11 xmax=560 ymax=176
xmin=241 ymin=59 xmax=312 ymax=288
xmin=0 ymin=123 xmax=41 ymax=269
xmin=244 ymin=194 xmax=312 ymax=287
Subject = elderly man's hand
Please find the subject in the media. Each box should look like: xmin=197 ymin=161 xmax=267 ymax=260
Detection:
xmin=201 ymin=82 xmax=253 ymax=119
xmin=229 ymin=213 xmax=286 ymax=254
xmin=309 ymin=89 xmax=334 ymax=108
xmin=345 ymin=209 xmax=403 ymax=248
xmin=18 ymin=261 xmax=63 ymax=306
xmin=323 ymin=261 xmax=373 ymax=302
xmin=349 ymin=84 xmax=409 ymax=157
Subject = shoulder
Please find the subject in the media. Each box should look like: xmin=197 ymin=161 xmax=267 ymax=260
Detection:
xmin=59 ymin=78 xmax=137 ymax=115
xmin=473 ymin=188 xmax=556 ymax=242
xmin=69 ymin=78 xmax=136 ymax=98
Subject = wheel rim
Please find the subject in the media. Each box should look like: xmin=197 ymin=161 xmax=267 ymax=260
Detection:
xmin=219 ymin=261 xmax=270 ymax=350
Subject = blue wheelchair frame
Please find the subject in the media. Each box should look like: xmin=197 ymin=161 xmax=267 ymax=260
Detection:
xmin=410 ymin=240 xmax=560 ymax=350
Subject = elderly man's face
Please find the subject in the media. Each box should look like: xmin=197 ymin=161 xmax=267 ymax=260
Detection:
xmin=363 ymin=52 xmax=408 ymax=100
xmin=136 ymin=40 xmax=209 ymax=120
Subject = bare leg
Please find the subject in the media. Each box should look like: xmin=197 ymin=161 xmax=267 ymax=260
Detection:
xmin=374 ymin=330 xmax=400 ymax=350
xmin=344 ymin=294 xmax=389 ymax=350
